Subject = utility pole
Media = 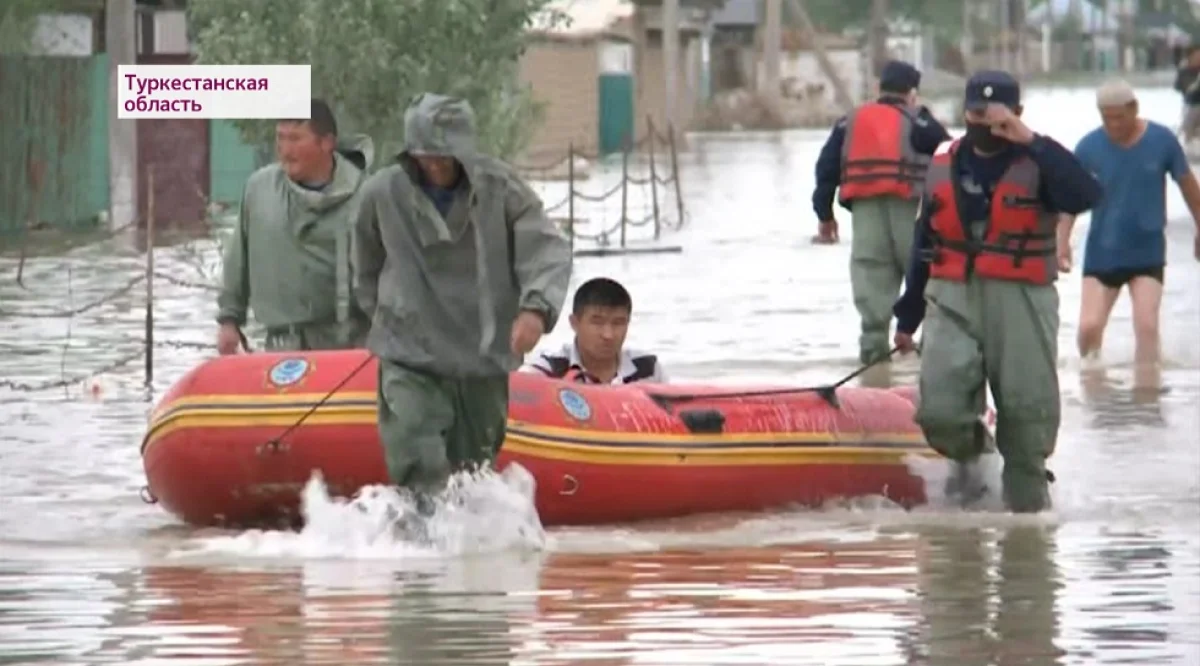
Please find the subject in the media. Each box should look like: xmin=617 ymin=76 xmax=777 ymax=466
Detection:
xmin=1119 ymin=0 xmax=1135 ymax=71
xmin=106 ymin=0 xmax=137 ymax=231
xmin=1015 ymin=0 xmax=1028 ymax=79
xmin=962 ymin=0 xmax=975 ymax=72
xmin=999 ymin=0 xmax=1011 ymax=71
xmin=663 ymin=0 xmax=680 ymax=135
xmin=785 ymin=0 xmax=856 ymax=112
xmin=699 ymin=15 xmax=714 ymax=101
xmin=988 ymin=0 xmax=999 ymax=69
xmin=1067 ymin=0 xmax=1082 ymax=71
xmin=762 ymin=0 xmax=782 ymax=105
xmin=1041 ymin=0 xmax=1052 ymax=73
xmin=1100 ymin=0 xmax=1109 ymax=71
xmin=869 ymin=0 xmax=889 ymax=80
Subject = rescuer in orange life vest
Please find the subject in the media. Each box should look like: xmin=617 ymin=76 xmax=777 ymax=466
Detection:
xmin=812 ymin=59 xmax=952 ymax=365
xmin=891 ymin=71 xmax=1103 ymax=513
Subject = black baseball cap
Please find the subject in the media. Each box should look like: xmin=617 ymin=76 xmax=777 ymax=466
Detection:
xmin=964 ymin=70 xmax=1021 ymax=111
xmin=879 ymin=60 xmax=921 ymax=94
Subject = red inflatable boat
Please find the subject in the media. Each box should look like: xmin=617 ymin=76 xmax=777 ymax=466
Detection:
xmin=140 ymin=349 xmax=943 ymax=528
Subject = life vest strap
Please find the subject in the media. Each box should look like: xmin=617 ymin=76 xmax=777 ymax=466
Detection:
xmin=842 ymin=158 xmax=930 ymax=181
xmin=1001 ymin=194 xmax=1042 ymax=209
xmin=841 ymin=172 xmax=927 ymax=184
xmin=540 ymin=353 xmax=659 ymax=384
xmin=843 ymin=158 xmax=929 ymax=169
xmin=929 ymin=231 xmax=1056 ymax=270
xmin=543 ymin=356 xmax=570 ymax=377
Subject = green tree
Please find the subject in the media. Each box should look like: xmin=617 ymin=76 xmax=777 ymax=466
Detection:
xmin=187 ymin=0 xmax=567 ymax=161
xmin=798 ymin=0 xmax=973 ymax=39
xmin=0 ymin=0 xmax=47 ymax=53
xmin=1 ymin=0 xmax=105 ymax=54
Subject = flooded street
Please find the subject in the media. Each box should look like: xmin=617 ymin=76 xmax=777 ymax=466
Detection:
xmin=1 ymin=86 xmax=1197 ymax=665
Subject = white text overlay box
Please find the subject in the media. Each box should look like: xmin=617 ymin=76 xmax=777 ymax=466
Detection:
xmin=117 ymin=64 xmax=311 ymax=119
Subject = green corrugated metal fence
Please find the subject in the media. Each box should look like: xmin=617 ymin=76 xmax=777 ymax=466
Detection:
xmin=208 ymin=119 xmax=259 ymax=209
xmin=0 ymin=54 xmax=110 ymax=235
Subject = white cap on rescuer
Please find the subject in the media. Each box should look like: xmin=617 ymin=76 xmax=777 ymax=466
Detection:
xmin=1096 ymin=79 xmax=1137 ymax=107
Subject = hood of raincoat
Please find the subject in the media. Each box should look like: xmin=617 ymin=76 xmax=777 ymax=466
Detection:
xmin=399 ymin=93 xmax=478 ymax=165
xmin=337 ymin=133 xmax=375 ymax=173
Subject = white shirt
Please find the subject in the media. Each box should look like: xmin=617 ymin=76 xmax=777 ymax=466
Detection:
xmin=520 ymin=341 xmax=667 ymax=384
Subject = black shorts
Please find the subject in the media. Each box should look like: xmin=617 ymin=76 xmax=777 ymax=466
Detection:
xmin=1083 ymin=265 xmax=1164 ymax=290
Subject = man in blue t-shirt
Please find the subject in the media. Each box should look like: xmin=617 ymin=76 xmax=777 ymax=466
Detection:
xmin=1059 ymin=80 xmax=1200 ymax=367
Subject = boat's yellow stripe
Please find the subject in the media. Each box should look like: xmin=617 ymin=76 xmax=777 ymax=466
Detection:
xmin=141 ymin=413 xmax=935 ymax=466
xmin=499 ymin=435 xmax=935 ymax=466
xmin=141 ymin=394 xmax=934 ymax=467
xmin=150 ymin=391 xmax=385 ymax=423
xmin=148 ymin=394 xmax=925 ymax=443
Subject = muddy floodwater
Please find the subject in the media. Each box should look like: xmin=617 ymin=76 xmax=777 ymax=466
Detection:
xmin=1 ymin=86 xmax=1197 ymax=665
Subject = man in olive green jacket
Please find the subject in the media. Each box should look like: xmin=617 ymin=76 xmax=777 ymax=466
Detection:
xmin=353 ymin=92 xmax=572 ymax=492
xmin=216 ymin=99 xmax=374 ymax=353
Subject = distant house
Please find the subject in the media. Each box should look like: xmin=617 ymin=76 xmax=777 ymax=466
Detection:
xmin=620 ymin=1 xmax=711 ymax=144
xmin=773 ymin=30 xmax=866 ymax=109
xmin=519 ymin=0 xmax=714 ymax=161
xmin=709 ymin=0 xmax=759 ymax=94
xmin=518 ymin=0 xmax=636 ymax=162
xmin=1138 ymin=11 xmax=1193 ymax=68
xmin=1025 ymin=0 xmax=1192 ymax=71
xmin=1 ymin=9 xmax=109 ymax=236
xmin=1026 ymin=0 xmax=1123 ymax=70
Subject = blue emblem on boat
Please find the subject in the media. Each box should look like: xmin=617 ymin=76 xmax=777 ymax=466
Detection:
xmin=268 ymin=358 xmax=310 ymax=387
xmin=558 ymin=388 xmax=591 ymax=421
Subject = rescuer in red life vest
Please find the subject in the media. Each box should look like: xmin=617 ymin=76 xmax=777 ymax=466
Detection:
xmin=812 ymin=60 xmax=951 ymax=365
xmin=891 ymin=71 xmax=1103 ymax=513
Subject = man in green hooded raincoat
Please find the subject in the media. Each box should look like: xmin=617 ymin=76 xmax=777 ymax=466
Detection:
xmin=216 ymin=98 xmax=374 ymax=353
xmin=353 ymin=92 xmax=572 ymax=493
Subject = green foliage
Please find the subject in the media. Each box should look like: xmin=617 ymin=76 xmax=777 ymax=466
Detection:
xmin=1155 ymin=0 xmax=1200 ymax=38
xmin=188 ymin=0 xmax=568 ymax=161
xmin=0 ymin=0 xmax=104 ymax=55
xmin=803 ymin=0 xmax=1200 ymax=40
xmin=797 ymin=0 xmax=971 ymax=39
xmin=0 ymin=0 xmax=44 ymax=54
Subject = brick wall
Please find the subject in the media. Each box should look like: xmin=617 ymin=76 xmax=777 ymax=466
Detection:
xmin=518 ymin=34 xmax=697 ymax=162
xmin=635 ymin=41 xmax=696 ymax=142
xmin=519 ymin=40 xmax=601 ymax=162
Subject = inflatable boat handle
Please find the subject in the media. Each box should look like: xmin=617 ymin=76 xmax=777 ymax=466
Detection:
xmin=139 ymin=485 xmax=158 ymax=504
xmin=678 ymin=408 xmax=726 ymax=434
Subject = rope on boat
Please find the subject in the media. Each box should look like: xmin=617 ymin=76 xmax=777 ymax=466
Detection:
xmin=260 ymin=353 xmax=376 ymax=452
xmin=648 ymin=346 xmax=902 ymax=411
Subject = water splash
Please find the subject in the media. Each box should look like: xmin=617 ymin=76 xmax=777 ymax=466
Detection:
xmin=904 ymin=451 xmax=1006 ymax=512
xmin=168 ymin=463 xmax=546 ymax=561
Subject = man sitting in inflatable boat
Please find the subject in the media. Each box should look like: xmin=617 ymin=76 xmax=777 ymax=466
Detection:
xmin=521 ymin=277 xmax=667 ymax=384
